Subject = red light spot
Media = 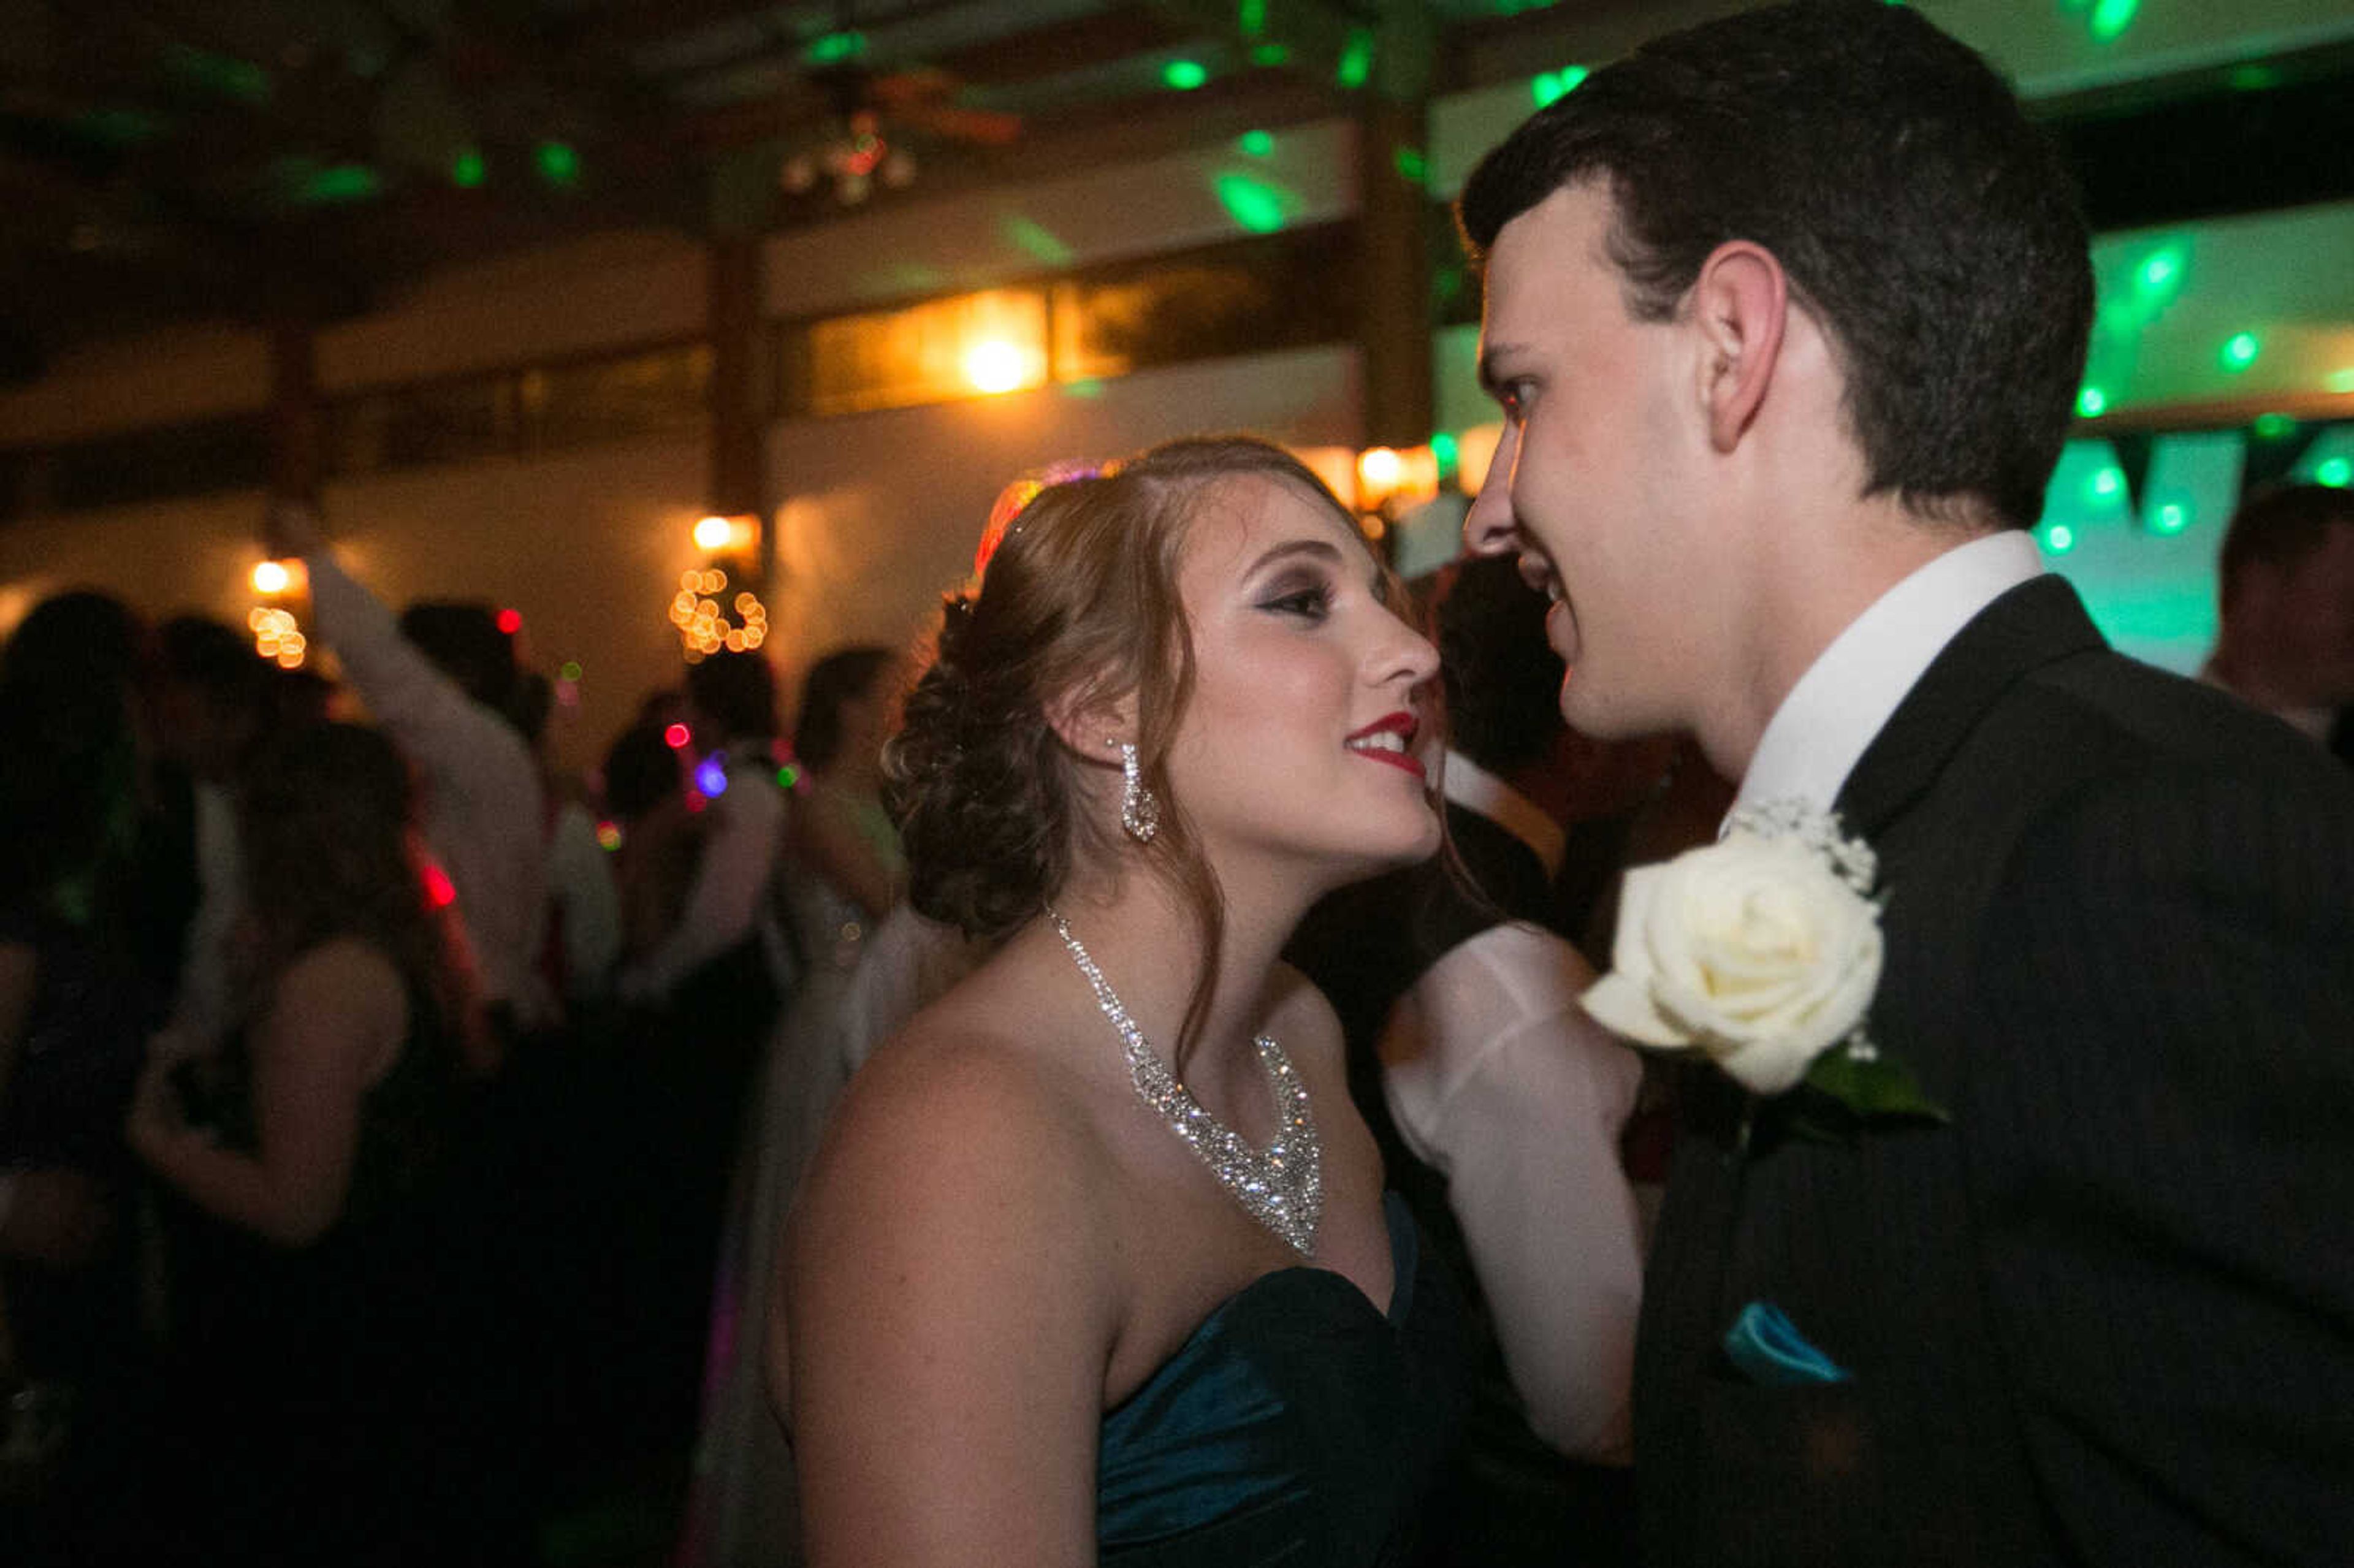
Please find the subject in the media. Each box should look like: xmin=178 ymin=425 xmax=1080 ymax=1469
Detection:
xmin=422 ymin=862 xmax=459 ymax=909
xmin=497 ymin=607 xmax=522 ymax=634
xmin=664 ymin=723 xmax=691 ymax=750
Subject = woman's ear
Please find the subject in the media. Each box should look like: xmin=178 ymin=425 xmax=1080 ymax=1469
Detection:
xmin=1043 ymin=682 xmax=1137 ymax=771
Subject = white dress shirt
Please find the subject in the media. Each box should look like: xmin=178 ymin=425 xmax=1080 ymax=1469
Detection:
xmin=1378 ymin=796 xmax=1645 ymax=1464
xmin=1735 ymin=530 xmax=2046 ymax=820
xmin=544 ymin=798 xmax=622 ymax=999
xmin=305 ymin=549 xmax=552 ymax=1027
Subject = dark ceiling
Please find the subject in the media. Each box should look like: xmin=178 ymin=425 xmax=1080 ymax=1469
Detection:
xmin=3 ymin=2 xmax=2350 ymax=387
xmin=0 ymin=0 xmax=1547 ymax=380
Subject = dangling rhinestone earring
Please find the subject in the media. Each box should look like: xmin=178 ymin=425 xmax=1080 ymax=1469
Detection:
xmin=1117 ymin=740 xmax=1159 ymax=843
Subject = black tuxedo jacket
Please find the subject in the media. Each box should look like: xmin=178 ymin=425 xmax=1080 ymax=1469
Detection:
xmin=1636 ymin=576 xmax=2354 ymax=1567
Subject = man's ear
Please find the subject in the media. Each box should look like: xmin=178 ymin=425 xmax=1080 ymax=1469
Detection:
xmin=1043 ymin=681 xmax=1137 ymax=771
xmin=1688 ymin=240 xmax=1789 ymax=454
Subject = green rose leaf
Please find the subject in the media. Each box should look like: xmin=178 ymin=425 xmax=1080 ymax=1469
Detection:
xmin=1804 ymin=1048 xmax=1950 ymax=1125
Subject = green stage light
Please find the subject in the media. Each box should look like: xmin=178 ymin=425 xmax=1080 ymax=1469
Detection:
xmin=805 ymin=31 xmax=866 ymax=64
xmin=1164 ymin=59 xmax=1208 ymax=91
xmin=2043 ymin=523 xmax=2076 ymax=554
xmin=2318 ymin=458 xmax=2353 ymax=489
xmin=1336 ymin=28 xmax=1374 ymax=89
xmin=2076 ymin=386 xmax=2108 ymax=417
xmin=2220 ymin=332 xmax=2261 ymax=371
xmin=2088 ymin=0 xmax=2139 ymax=42
xmin=1238 ymin=130 xmax=1274 ymax=158
xmin=1532 ymin=67 xmax=1590 ymax=109
xmin=1214 ymin=174 xmax=1289 ymax=235
xmin=536 ymin=141 xmax=581 ymax=186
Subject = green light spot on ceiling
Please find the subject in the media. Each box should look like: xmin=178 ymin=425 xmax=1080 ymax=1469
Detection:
xmin=2220 ymin=332 xmax=2261 ymax=371
xmin=2089 ymin=466 xmax=2123 ymax=498
xmin=2318 ymin=457 xmax=2353 ymax=489
xmin=1532 ymin=66 xmax=1590 ymax=109
xmin=1336 ymin=28 xmax=1376 ymax=90
xmin=1393 ymin=146 xmax=1427 ymax=186
xmin=451 ymin=148 xmax=486 ymax=188
xmin=2136 ymin=247 xmax=2182 ymax=295
xmin=2252 ymin=412 xmax=2297 ymax=440
xmin=297 ymin=164 xmax=381 ymax=204
xmin=2043 ymin=523 xmax=2076 ymax=554
xmin=2076 ymin=386 xmax=2108 ymax=418
xmin=804 ymin=31 xmax=867 ymax=65
xmin=2087 ymin=0 xmax=2139 ymax=42
xmin=1064 ymin=378 xmax=1106 ymax=401
xmin=1250 ymin=42 xmax=1290 ymax=67
xmin=2151 ymin=503 xmax=2188 ymax=535
xmin=2230 ymin=63 xmax=2281 ymax=93
xmin=1238 ymin=0 xmax=1267 ymax=36
xmin=536 ymin=141 xmax=581 ymax=186
xmin=2328 ymin=367 xmax=2354 ymax=394
xmin=1002 ymin=216 xmax=1073 ymax=266
xmin=559 ymin=661 xmax=583 ymax=683
xmin=1431 ymin=432 xmax=1459 ymax=478
xmin=1238 ymin=129 xmax=1274 ymax=158
xmin=1164 ymin=59 xmax=1208 ymax=91
xmin=1214 ymin=173 xmax=1292 ymax=235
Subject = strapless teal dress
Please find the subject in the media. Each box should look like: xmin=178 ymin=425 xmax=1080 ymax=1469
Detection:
xmin=1096 ymin=1194 xmax=1469 ymax=1565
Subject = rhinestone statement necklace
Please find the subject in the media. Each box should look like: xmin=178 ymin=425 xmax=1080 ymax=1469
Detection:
xmin=1049 ymin=910 xmax=1321 ymax=1257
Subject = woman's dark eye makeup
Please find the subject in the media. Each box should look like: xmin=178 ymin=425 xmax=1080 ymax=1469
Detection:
xmin=1257 ymin=572 xmax=1333 ymax=618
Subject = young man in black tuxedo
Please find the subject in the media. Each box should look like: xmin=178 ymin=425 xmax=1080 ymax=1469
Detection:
xmin=1456 ymin=3 xmax=2354 ymax=1564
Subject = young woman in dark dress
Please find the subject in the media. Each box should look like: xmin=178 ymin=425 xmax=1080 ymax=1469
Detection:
xmin=777 ymin=436 xmax=1469 ymax=1566
xmin=130 ymin=721 xmax=478 ymax=1566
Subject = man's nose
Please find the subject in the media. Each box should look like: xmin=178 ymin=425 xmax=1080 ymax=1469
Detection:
xmin=1463 ymin=476 xmax=1516 ymax=558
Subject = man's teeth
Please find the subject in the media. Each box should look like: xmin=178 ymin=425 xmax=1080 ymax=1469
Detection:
xmin=1349 ymin=732 xmax=1409 ymax=754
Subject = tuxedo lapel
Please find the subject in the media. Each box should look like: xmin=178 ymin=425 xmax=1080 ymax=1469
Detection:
xmin=1834 ymin=574 xmax=2105 ymax=839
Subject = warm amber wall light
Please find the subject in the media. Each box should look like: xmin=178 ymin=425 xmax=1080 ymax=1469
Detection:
xmin=250 ymin=558 xmax=305 ymax=595
xmin=693 ymin=515 xmax=736 ymax=551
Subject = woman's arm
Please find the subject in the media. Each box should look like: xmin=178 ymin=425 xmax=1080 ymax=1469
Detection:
xmin=777 ymin=1038 xmax=1115 ymax=1568
xmin=794 ymin=785 xmax=901 ymax=921
xmin=130 ymin=938 xmax=406 ymax=1247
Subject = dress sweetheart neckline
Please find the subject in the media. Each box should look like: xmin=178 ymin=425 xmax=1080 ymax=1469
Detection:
xmin=1103 ymin=1195 xmax=1417 ymax=1420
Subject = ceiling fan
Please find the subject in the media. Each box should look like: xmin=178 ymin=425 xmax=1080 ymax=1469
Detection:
xmin=780 ymin=10 xmax=1021 ymax=206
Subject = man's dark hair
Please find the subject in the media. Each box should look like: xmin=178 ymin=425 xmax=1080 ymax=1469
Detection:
xmin=685 ymin=648 xmax=779 ymax=742
xmin=1457 ymin=0 xmax=2092 ymax=528
xmin=398 ymin=601 xmax=520 ymax=717
xmin=2219 ymin=483 xmax=2354 ymax=609
xmin=157 ymin=614 xmax=275 ymax=707
xmin=601 ymin=720 xmax=683 ymax=823
xmin=1433 ymin=556 xmax=1564 ymax=777
xmin=793 ymin=645 xmax=894 ymax=773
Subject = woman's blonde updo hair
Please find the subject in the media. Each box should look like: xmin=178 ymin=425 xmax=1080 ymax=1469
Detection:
xmin=885 ymin=435 xmax=1359 ymax=1052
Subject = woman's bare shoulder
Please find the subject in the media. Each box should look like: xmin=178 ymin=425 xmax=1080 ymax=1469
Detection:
xmin=794 ymin=1010 xmax=1120 ymax=1288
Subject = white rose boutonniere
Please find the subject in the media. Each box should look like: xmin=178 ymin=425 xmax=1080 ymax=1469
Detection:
xmin=1583 ymin=801 xmax=1945 ymax=1127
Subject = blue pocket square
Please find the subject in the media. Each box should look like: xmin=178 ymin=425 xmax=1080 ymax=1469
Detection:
xmin=1723 ymin=1301 xmax=1852 ymax=1387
